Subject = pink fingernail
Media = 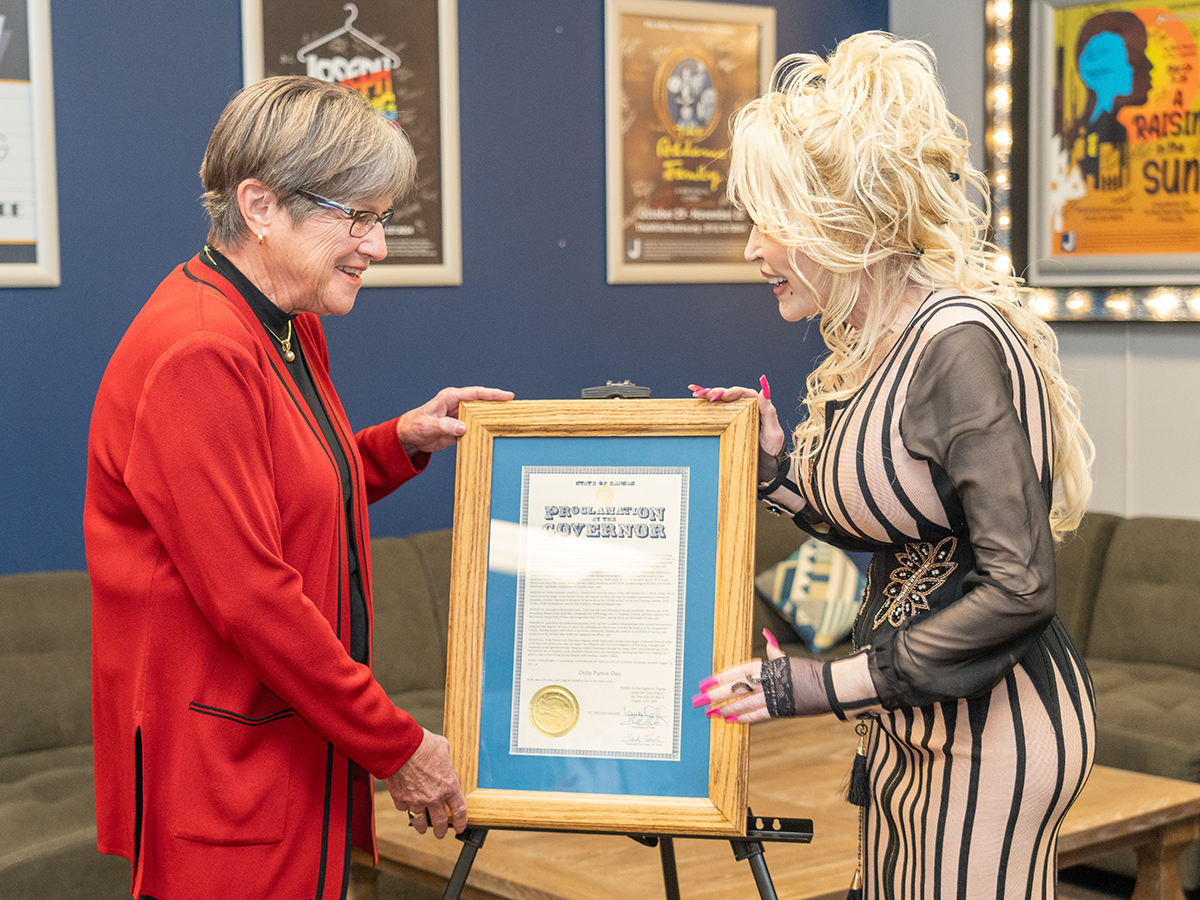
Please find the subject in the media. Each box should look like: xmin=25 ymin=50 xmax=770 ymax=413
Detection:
xmin=711 ymin=389 xmax=725 ymax=399
xmin=724 ymin=715 xmax=740 ymax=723
xmin=763 ymin=628 xmax=780 ymax=651
xmin=759 ymin=375 xmax=771 ymax=401
xmin=699 ymin=675 xmax=719 ymax=691
xmin=689 ymin=384 xmax=707 ymax=392
xmin=706 ymin=708 xmax=722 ymax=718
xmin=691 ymin=692 xmax=711 ymax=708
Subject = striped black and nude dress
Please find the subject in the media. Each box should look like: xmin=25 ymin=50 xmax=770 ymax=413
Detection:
xmin=761 ymin=291 xmax=1096 ymax=900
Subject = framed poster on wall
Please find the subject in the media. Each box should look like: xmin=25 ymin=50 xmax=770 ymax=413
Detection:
xmin=242 ymin=0 xmax=462 ymax=286
xmin=1027 ymin=0 xmax=1200 ymax=287
xmin=605 ymin=0 xmax=775 ymax=284
xmin=0 ymin=0 xmax=59 ymax=287
xmin=444 ymin=399 xmax=758 ymax=835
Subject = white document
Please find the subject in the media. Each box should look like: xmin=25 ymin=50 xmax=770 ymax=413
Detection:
xmin=504 ymin=467 xmax=689 ymax=760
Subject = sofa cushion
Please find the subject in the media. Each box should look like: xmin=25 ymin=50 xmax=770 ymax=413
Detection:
xmin=0 ymin=571 xmax=93 ymax=756
xmin=1088 ymin=658 xmax=1200 ymax=783
xmin=385 ymin=688 xmax=446 ymax=736
xmin=1053 ymin=511 xmax=1120 ymax=652
xmin=0 ymin=744 xmax=129 ymax=900
xmin=369 ymin=532 xmax=452 ymax=725
xmin=755 ymin=506 xmax=807 ymax=574
xmin=1087 ymin=517 xmax=1200 ymax=670
xmin=755 ymin=540 xmax=866 ymax=652
xmin=752 ymin=506 xmax=866 ymax=659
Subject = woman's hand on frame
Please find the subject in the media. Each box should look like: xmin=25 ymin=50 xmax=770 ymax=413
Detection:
xmin=692 ymin=629 xmax=830 ymax=722
xmin=689 ymin=376 xmax=786 ymax=477
xmin=396 ymin=386 xmax=514 ymax=456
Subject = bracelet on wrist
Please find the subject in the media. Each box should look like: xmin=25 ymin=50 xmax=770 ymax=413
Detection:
xmin=757 ymin=447 xmax=791 ymax=499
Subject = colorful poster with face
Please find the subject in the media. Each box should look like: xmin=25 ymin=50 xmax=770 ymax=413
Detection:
xmin=1047 ymin=2 xmax=1200 ymax=260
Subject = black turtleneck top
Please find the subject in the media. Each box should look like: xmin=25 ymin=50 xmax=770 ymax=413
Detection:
xmin=200 ymin=246 xmax=369 ymax=664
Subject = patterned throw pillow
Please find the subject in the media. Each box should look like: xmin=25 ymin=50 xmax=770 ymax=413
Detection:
xmin=755 ymin=539 xmax=867 ymax=652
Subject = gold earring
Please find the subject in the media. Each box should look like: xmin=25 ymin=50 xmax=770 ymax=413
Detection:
xmin=257 ymin=233 xmax=264 ymax=245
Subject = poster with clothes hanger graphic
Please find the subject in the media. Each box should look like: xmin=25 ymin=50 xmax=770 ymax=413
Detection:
xmin=242 ymin=0 xmax=462 ymax=286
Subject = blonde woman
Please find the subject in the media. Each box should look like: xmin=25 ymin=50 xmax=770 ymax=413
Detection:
xmin=692 ymin=33 xmax=1095 ymax=899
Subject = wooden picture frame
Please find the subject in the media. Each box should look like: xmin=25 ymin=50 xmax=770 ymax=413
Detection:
xmin=604 ymin=0 xmax=775 ymax=284
xmin=241 ymin=0 xmax=462 ymax=286
xmin=444 ymin=399 xmax=758 ymax=836
xmin=0 ymin=0 xmax=59 ymax=287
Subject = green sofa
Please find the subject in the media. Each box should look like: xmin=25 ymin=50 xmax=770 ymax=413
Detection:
xmin=0 ymin=532 xmax=460 ymax=900
xmin=4 ymin=509 xmax=1198 ymax=896
xmin=1053 ymin=512 xmax=1200 ymax=888
xmin=0 ymin=533 xmax=463 ymax=900
xmin=0 ymin=571 xmax=129 ymax=900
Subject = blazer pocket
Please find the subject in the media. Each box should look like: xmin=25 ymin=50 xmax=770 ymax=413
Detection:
xmin=173 ymin=702 xmax=295 ymax=845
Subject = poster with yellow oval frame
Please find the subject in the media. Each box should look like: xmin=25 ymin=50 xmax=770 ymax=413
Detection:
xmin=444 ymin=398 xmax=757 ymax=835
xmin=604 ymin=0 xmax=775 ymax=284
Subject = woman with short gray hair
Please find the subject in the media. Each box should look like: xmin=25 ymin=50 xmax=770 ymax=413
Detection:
xmin=85 ymin=75 xmax=511 ymax=900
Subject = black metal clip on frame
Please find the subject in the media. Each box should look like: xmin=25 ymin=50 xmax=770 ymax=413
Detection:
xmin=580 ymin=380 xmax=652 ymax=399
xmin=439 ymin=810 xmax=813 ymax=900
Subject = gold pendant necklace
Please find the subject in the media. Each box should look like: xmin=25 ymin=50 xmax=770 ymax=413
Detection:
xmin=202 ymin=245 xmax=296 ymax=363
xmin=264 ymin=319 xmax=295 ymax=362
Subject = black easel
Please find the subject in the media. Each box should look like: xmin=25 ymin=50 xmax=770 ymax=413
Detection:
xmin=438 ymin=809 xmax=813 ymax=900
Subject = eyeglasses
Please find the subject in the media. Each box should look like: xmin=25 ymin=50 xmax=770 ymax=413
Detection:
xmin=295 ymin=190 xmax=393 ymax=238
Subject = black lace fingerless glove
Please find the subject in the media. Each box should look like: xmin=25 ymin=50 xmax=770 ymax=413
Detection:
xmin=760 ymin=656 xmax=796 ymax=717
xmin=757 ymin=445 xmax=791 ymax=499
xmin=760 ymin=656 xmax=833 ymax=718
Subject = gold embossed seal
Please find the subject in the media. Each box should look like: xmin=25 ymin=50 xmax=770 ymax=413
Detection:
xmin=529 ymin=685 xmax=580 ymax=737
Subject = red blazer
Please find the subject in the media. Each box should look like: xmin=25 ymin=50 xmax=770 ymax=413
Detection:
xmin=84 ymin=253 xmax=426 ymax=899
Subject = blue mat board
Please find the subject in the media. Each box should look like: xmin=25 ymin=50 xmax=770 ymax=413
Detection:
xmin=479 ymin=435 xmax=720 ymax=797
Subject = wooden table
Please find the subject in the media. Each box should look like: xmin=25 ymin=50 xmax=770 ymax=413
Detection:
xmin=353 ymin=715 xmax=1200 ymax=900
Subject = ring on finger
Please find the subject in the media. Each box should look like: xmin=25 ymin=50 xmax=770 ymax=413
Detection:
xmin=730 ymin=679 xmax=755 ymax=694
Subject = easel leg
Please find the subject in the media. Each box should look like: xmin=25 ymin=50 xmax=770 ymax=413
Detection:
xmin=731 ymin=839 xmax=780 ymax=900
xmin=442 ymin=827 xmax=488 ymax=900
xmin=659 ymin=836 xmax=682 ymax=900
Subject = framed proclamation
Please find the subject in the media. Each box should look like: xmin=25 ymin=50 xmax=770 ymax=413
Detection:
xmin=242 ymin=0 xmax=462 ymax=286
xmin=605 ymin=0 xmax=775 ymax=284
xmin=0 ymin=0 xmax=59 ymax=287
xmin=444 ymin=399 xmax=758 ymax=836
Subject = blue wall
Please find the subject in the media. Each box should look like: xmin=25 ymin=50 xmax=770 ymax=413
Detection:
xmin=0 ymin=0 xmax=887 ymax=574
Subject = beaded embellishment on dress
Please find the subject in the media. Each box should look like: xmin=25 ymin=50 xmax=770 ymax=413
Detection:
xmin=872 ymin=537 xmax=959 ymax=628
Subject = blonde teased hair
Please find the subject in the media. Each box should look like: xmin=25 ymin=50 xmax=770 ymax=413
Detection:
xmin=727 ymin=32 xmax=1093 ymax=538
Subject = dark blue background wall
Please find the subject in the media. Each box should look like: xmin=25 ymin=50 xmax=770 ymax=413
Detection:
xmin=0 ymin=0 xmax=887 ymax=574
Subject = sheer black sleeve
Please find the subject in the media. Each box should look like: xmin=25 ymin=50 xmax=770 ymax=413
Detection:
xmin=867 ymin=322 xmax=1057 ymax=707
